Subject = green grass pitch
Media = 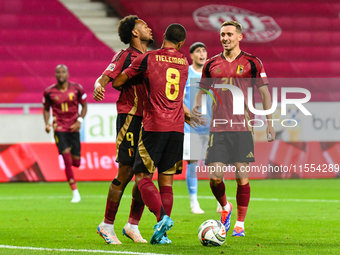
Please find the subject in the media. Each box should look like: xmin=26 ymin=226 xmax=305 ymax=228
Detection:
xmin=0 ymin=179 xmax=339 ymax=254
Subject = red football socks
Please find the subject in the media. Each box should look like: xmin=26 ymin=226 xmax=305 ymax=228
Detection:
xmin=72 ymin=158 xmax=81 ymax=167
xmin=138 ymin=178 xmax=164 ymax=222
xmin=128 ymin=198 xmax=145 ymax=225
xmin=160 ymin=186 xmax=173 ymax=217
xmin=210 ymin=181 xmax=228 ymax=208
xmin=62 ymin=152 xmax=77 ymax=190
xmin=236 ymin=183 xmax=251 ymax=222
xmin=104 ymin=198 xmax=119 ymax=224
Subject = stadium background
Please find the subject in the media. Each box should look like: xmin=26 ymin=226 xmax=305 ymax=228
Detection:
xmin=1 ymin=0 xmax=340 ymax=182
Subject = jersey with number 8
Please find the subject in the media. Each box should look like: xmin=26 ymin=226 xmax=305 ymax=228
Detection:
xmin=124 ymin=47 xmax=189 ymax=133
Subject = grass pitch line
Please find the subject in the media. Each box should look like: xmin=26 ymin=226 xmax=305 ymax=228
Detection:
xmin=194 ymin=196 xmax=340 ymax=203
xmin=0 ymin=245 xmax=171 ymax=255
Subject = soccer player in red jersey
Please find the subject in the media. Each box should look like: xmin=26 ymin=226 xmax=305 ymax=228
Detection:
xmin=43 ymin=64 xmax=87 ymax=203
xmin=193 ymin=21 xmax=276 ymax=237
xmin=109 ymin=23 xmax=190 ymax=244
xmin=93 ymin=15 xmax=153 ymax=244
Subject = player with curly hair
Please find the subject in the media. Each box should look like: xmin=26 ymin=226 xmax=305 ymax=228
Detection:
xmin=93 ymin=15 xmax=153 ymax=245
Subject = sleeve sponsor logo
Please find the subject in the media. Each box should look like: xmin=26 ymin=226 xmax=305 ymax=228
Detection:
xmin=260 ymin=72 xmax=267 ymax=78
xmin=106 ymin=63 xmax=116 ymax=71
xmin=193 ymin=5 xmax=281 ymax=43
xmin=82 ymin=93 xmax=87 ymax=100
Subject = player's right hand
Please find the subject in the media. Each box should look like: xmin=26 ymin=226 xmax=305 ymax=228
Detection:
xmin=45 ymin=124 xmax=51 ymax=133
xmin=93 ymin=86 xmax=105 ymax=101
xmin=192 ymin=105 xmax=202 ymax=117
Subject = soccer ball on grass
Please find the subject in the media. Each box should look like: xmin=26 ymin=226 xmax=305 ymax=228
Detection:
xmin=197 ymin=219 xmax=226 ymax=246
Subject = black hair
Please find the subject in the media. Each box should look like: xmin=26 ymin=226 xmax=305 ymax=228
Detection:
xmin=189 ymin=42 xmax=206 ymax=53
xmin=164 ymin=23 xmax=186 ymax=44
xmin=118 ymin=15 xmax=139 ymax=44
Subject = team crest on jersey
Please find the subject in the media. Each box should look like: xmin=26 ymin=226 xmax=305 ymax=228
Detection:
xmin=69 ymin=92 xmax=75 ymax=101
xmin=54 ymin=96 xmax=59 ymax=101
xmin=106 ymin=63 xmax=116 ymax=71
xmin=236 ymin=65 xmax=244 ymax=74
xmin=193 ymin=5 xmax=281 ymax=42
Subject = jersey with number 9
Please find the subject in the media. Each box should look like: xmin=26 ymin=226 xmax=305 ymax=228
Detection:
xmin=124 ymin=47 xmax=189 ymax=133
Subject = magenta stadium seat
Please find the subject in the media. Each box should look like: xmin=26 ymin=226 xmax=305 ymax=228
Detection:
xmin=1 ymin=0 xmax=118 ymax=103
xmin=109 ymin=0 xmax=340 ymax=84
xmin=3 ymin=0 xmax=340 ymax=103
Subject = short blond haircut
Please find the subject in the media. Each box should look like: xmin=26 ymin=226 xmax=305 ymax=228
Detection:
xmin=221 ymin=21 xmax=242 ymax=34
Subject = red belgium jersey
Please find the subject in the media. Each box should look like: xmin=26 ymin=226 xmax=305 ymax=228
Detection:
xmin=124 ymin=47 xmax=189 ymax=133
xmin=43 ymin=82 xmax=87 ymax=132
xmin=103 ymin=46 xmax=144 ymax=116
xmin=200 ymin=51 xmax=268 ymax=132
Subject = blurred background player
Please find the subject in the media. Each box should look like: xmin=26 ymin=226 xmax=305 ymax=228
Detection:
xmin=43 ymin=64 xmax=87 ymax=203
xmin=93 ymin=15 xmax=153 ymax=244
xmin=183 ymin=42 xmax=209 ymax=214
xmin=193 ymin=21 xmax=275 ymax=237
xmin=109 ymin=23 xmax=193 ymax=244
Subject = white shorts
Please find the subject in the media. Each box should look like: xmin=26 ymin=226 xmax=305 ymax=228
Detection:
xmin=183 ymin=133 xmax=209 ymax=161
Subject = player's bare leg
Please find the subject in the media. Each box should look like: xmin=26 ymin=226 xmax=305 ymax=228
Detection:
xmin=122 ymin=180 xmax=147 ymax=243
xmin=98 ymin=163 xmax=138 ymax=244
xmin=209 ymin=162 xmax=233 ymax=232
xmin=232 ymin=162 xmax=250 ymax=237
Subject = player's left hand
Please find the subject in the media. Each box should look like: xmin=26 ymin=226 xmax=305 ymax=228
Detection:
xmin=185 ymin=112 xmax=203 ymax=128
xmin=70 ymin=121 xmax=81 ymax=132
xmin=267 ymin=126 xmax=275 ymax=142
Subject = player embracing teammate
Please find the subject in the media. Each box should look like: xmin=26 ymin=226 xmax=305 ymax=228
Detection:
xmin=109 ymin=23 xmax=199 ymax=244
xmin=93 ymin=18 xmax=275 ymax=244
xmin=94 ymin=21 xmax=200 ymax=244
xmin=93 ymin=15 xmax=153 ymax=244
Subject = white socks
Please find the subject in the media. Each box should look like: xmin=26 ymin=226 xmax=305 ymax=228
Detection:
xmin=222 ymin=201 xmax=231 ymax=212
xmin=125 ymin=223 xmax=141 ymax=234
xmin=234 ymin=221 xmax=244 ymax=229
xmin=100 ymin=221 xmax=116 ymax=235
xmin=71 ymin=189 xmax=81 ymax=203
xmin=190 ymin=194 xmax=200 ymax=209
xmin=72 ymin=189 xmax=80 ymax=196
